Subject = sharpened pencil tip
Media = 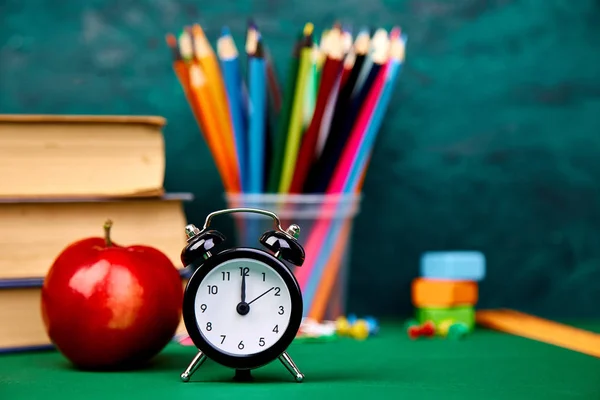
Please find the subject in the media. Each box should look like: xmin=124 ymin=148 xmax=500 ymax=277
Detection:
xmin=221 ymin=25 xmax=231 ymax=36
xmin=390 ymin=26 xmax=401 ymax=39
xmin=372 ymin=28 xmax=388 ymax=41
xmin=247 ymin=18 xmax=257 ymax=30
xmin=303 ymin=22 xmax=314 ymax=36
xmin=192 ymin=23 xmax=205 ymax=37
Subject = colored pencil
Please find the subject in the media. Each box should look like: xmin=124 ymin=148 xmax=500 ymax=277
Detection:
xmin=294 ymin=29 xmax=395 ymax=295
xmin=341 ymin=27 xmax=353 ymax=55
xmin=245 ymin=20 xmax=258 ymax=76
xmin=303 ymin=43 xmax=319 ymax=129
xmin=262 ymin=45 xmax=277 ymax=190
xmin=342 ymin=32 xmax=405 ymax=193
xmin=265 ymin=49 xmax=282 ymax=113
xmin=192 ymin=24 xmax=241 ymax=192
xmin=188 ymin=63 xmax=236 ymax=192
xmin=304 ymin=29 xmax=371 ymax=192
xmin=315 ymin=70 xmax=343 ymax=159
xmin=306 ymin=169 xmax=368 ymax=321
xmin=309 ymin=29 xmax=388 ymax=193
xmin=178 ymin=29 xmax=194 ymax=62
xmin=314 ymin=50 xmax=354 ymax=159
xmin=218 ymin=27 xmax=248 ymax=192
xmin=173 ymin=31 xmax=228 ymax=182
xmin=249 ymin=20 xmax=280 ymax=113
xmin=305 ymin=31 xmax=405 ymax=318
xmin=244 ymin=21 xmax=272 ymax=188
xmin=340 ymin=48 xmax=356 ymax=88
xmin=317 ymin=29 xmax=330 ymax=70
xmin=289 ymin=27 xmax=344 ymax=193
xmin=248 ymin=39 xmax=268 ymax=193
xmin=353 ymin=28 xmax=382 ymax=97
xmin=266 ymin=32 xmax=303 ymax=193
xmin=332 ymin=32 xmax=394 ymax=187
xmin=167 ymin=33 xmax=199 ymax=124
xmin=277 ymin=23 xmax=314 ymax=193
xmin=238 ymin=22 xmax=253 ymax=126
xmin=299 ymin=43 xmax=389 ymax=305
xmin=325 ymin=32 xmax=394 ymax=194
xmin=344 ymin=28 xmax=371 ymax=95
xmin=308 ymin=218 xmax=352 ymax=320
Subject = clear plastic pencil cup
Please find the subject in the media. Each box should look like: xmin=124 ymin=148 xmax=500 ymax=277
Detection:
xmin=225 ymin=193 xmax=361 ymax=321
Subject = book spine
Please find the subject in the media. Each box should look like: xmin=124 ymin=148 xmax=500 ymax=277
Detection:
xmin=0 ymin=344 xmax=54 ymax=354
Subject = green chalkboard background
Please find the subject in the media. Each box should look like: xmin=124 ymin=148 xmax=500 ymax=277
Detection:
xmin=1 ymin=0 xmax=599 ymax=318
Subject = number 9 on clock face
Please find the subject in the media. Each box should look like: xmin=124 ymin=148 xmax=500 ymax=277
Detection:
xmin=182 ymin=248 xmax=303 ymax=369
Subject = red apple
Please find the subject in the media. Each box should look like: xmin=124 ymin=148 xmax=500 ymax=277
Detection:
xmin=41 ymin=219 xmax=183 ymax=370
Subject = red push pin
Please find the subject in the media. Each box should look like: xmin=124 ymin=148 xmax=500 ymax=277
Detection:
xmin=407 ymin=325 xmax=422 ymax=339
xmin=420 ymin=321 xmax=436 ymax=337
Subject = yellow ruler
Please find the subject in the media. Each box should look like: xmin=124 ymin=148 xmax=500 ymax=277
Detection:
xmin=476 ymin=309 xmax=600 ymax=358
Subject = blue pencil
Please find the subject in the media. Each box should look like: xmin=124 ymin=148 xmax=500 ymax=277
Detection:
xmin=218 ymin=27 xmax=247 ymax=191
xmin=247 ymin=39 xmax=267 ymax=193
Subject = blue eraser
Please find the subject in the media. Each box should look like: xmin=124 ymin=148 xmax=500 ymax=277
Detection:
xmin=420 ymin=251 xmax=486 ymax=281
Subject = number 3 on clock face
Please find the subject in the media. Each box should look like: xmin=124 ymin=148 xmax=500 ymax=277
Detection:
xmin=194 ymin=258 xmax=292 ymax=355
xmin=182 ymin=244 xmax=304 ymax=373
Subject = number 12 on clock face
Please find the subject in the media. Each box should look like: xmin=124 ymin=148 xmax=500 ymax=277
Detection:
xmin=193 ymin=258 xmax=293 ymax=355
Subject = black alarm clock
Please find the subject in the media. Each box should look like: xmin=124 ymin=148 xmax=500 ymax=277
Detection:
xmin=179 ymin=207 xmax=306 ymax=383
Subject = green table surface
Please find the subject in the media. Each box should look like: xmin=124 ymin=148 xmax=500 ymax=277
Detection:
xmin=1 ymin=321 xmax=599 ymax=400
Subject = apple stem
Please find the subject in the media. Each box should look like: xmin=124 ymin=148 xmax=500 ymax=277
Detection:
xmin=104 ymin=219 xmax=113 ymax=247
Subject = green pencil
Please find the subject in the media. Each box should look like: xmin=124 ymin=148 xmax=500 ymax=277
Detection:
xmin=266 ymin=33 xmax=302 ymax=193
xmin=267 ymin=27 xmax=311 ymax=193
xmin=303 ymin=43 xmax=318 ymax=129
xmin=277 ymin=23 xmax=315 ymax=193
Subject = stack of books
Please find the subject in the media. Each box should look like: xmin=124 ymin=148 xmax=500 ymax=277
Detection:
xmin=0 ymin=114 xmax=191 ymax=353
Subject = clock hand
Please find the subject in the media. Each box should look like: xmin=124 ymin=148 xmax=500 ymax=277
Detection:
xmin=241 ymin=272 xmax=246 ymax=303
xmin=247 ymin=287 xmax=274 ymax=305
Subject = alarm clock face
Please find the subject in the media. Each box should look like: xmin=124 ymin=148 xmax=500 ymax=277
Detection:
xmin=183 ymin=248 xmax=303 ymax=369
xmin=194 ymin=257 xmax=292 ymax=355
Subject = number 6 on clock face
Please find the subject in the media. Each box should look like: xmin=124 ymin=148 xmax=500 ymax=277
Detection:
xmin=194 ymin=258 xmax=292 ymax=355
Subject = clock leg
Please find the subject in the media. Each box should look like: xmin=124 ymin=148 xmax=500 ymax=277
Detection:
xmin=278 ymin=351 xmax=304 ymax=382
xmin=180 ymin=351 xmax=207 ymax=382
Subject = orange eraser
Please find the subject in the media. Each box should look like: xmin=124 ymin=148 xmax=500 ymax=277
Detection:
xmin=411 ymin=278 xmax=478 ymax=307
